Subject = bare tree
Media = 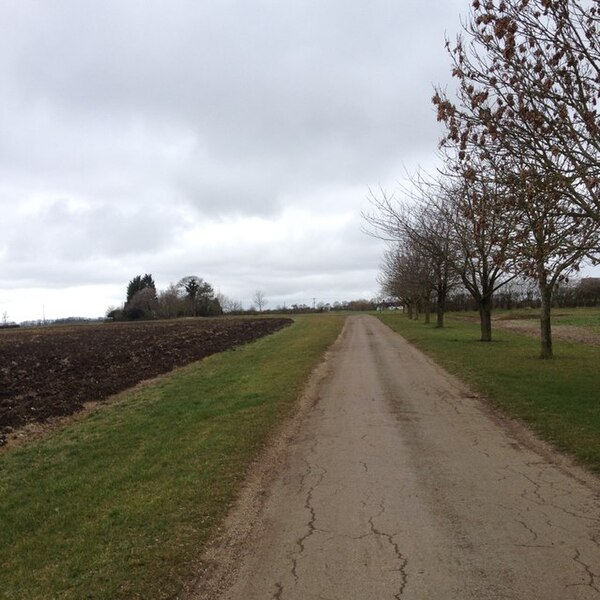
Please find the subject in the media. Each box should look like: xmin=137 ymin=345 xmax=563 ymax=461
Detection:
xmin=508 ymin=161 xmax=599 ymax=357
xmin=253 ymin=290 xmax=267 ymax=313
xmin=379 ymin=241 xmax=435 ymax=322
xmin=433 ymin=0 xmax=600 ymax=221
xmin=365 ymin=183 xmax=460 ymax=328
xmin=216 ymin=292 xmax=243 ymax=314
xmin=157 ymin=283 xmax=183 ymax=319
xmin=438 ymin=169 xmax=518 ymax=341
xmin=433 ymin=0 xmax=600 ymax=357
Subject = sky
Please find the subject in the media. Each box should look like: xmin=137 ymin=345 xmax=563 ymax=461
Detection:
xmin=0 ymin=0 xmax=468 ymax=322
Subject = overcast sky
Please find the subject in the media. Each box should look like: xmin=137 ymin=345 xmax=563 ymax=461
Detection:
xmin=0 ymin=0 xmax=468 ymax=321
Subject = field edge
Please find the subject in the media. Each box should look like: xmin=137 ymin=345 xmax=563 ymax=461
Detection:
xmin=0 ymin=314 xmax=346 ymax=600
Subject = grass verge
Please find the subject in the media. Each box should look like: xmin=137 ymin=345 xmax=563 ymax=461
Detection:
xmin=493 ymin=306 xmax=600 ymax=330
xmin=0 ymin=315 xmax=345 ymax=600
xmin=552 ymin=307 xmax=600 ymax=331
xmin=377 ymin=312 xmax=600 ymax=473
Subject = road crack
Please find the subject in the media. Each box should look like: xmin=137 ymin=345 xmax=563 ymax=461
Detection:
xmin=566 ymin=548 xmax=600 ymax=595
xmin=511 ymin=467 xmax=546 ymax=506
xmin=511 ymin=468 xmax=600 ymax=526
xmin=368 ymin=501 xmax=408 ymax=598
xmin=291 ymin=462 xmax=327 ymax=583
xmin=435 ymin=389 xmax=462 ymax=415
xmin=273 ymin=582 xmax=284 ymax=600
xmin=516 ymin=519 xmax=539 ymax=544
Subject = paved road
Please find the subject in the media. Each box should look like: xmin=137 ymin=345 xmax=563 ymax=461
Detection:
xmin=204 ymin=315 xmax=600 ymax=599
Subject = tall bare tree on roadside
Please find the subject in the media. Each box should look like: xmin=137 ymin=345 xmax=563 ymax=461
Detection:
xmin=379 ymin=241 xmax=435 ymax=322
xmin=365 ymin=186 xmax=460 ymax=328
xmin=432 ymin=0 xmax=600 ymax=357
xmin=434 ymin=0 xmax=600 ymax=221
xmin=437 ymin=168 xmax=518 ymax=341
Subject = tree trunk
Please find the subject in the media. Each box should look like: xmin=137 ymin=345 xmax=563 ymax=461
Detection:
xmin=436 ymin=306 xmax=444 ymax=328
xmin=424 ymin=298 xmax=431 ymax=324
xmin=478 ymin=295 xmax=493 ymax=342
xmin=539 ymin=282 xmax=553 ymax=359
xmin=409 ymin=300 xmax=419 ymax=320
xmin=435 ymin=289 xmax=446 ymax=328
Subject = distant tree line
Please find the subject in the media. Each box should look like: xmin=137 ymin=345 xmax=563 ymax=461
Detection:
xmin=16 ymin=317 xmax=105 ymax=328
xmin=445 ymin=277 xmax=600 ymax=312
xmin=365 ymin=0 xmax=600 ymax=359
xmin=264 ymin=299 xmax=378 ymax=314
xmin=107 ymin=274 xmax=226 ymax=321
xmin=106 ymin=277 xmax=380 ymax=321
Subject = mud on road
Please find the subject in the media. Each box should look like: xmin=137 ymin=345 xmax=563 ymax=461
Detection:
xmin=0 ymin=318 xmax=291 ymax=444
xmin=191 ymin=314 xmax=600 ymax=600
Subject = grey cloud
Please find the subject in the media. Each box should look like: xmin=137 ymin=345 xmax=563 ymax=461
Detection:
xmin=3 ymin=198 xmax=185 ymax=292
xmin=0 ymin=0 xmax=466 ymax=319
xmin=2 ymin=0 xmax=459 ymax=162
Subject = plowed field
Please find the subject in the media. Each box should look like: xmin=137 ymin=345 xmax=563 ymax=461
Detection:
xmin=0 ymin=318 xmax=291 ymax=444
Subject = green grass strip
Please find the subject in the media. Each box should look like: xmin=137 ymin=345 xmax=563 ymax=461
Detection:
xmin=377 ymin=312 xmax=600 ymax=473
xmin=0 ymin=315 xmax=345 ymax=600
xmin=495 ymin=306 xmax=600 ymax=331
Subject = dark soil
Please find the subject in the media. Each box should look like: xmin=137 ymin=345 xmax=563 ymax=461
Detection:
xmin=0 ymin=318 xmax=291 ymax=443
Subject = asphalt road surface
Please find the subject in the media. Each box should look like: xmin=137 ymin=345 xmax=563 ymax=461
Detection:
xmin=198 ymin=314 xmax=600 ymax=599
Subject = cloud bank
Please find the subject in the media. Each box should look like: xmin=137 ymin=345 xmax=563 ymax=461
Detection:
xmin=0 ymin=0 xmax=465 ymax=320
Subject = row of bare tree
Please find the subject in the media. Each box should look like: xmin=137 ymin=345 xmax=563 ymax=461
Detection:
xmin=366 ymin=0 xmax=600 ymax=358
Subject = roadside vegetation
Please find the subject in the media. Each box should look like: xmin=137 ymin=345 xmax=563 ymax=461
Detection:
xmin=0 ymin=314 xmax=344 ymax=600
xmin=377 ymin=310 xmax=600 ymax=474
xmin=494 ymin=306 xmax=600 ymax=333
xmin=553 ymin=314 xmax=600 ymax=332
xmin=365 ymin=0 xmax=600 ymax=359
